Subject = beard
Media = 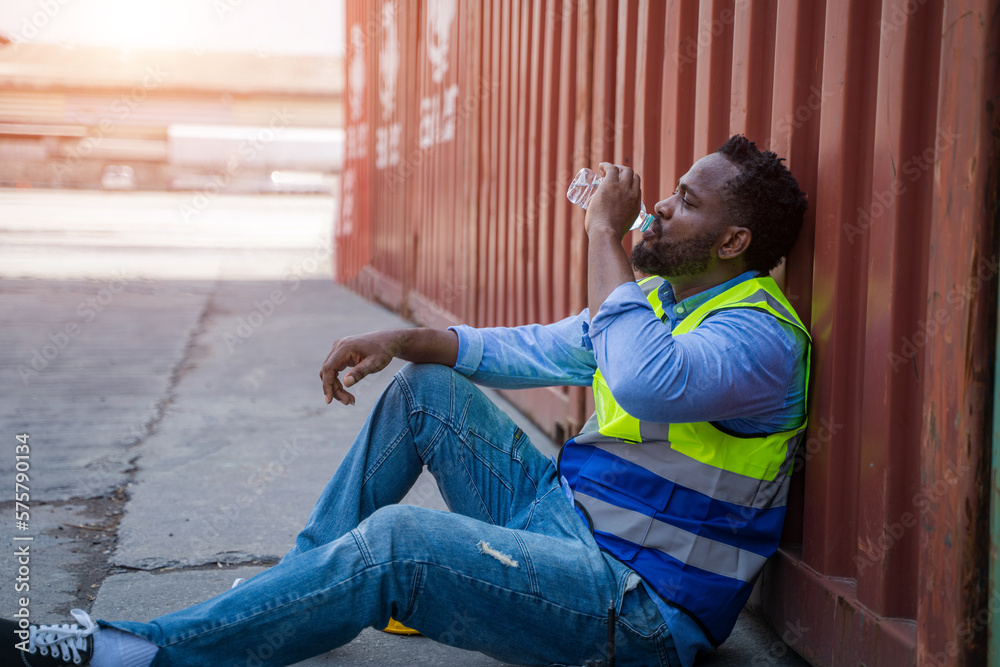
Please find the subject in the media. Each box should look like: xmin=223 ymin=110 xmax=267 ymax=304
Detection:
xmin=630 ymin=227 xmax=718 ymax=278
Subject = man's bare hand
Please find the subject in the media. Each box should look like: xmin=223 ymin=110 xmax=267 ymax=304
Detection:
xmin=320 ymin=332 xmax=401 ymax=406
xmin=584 ymin=162 xmax=642 ymax=238
xmin=319 ymin=328 xmax=459 ymax=406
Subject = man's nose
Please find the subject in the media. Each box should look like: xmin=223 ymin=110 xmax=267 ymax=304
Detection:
xmin=654 ymin=198 xmax=674 ymax=219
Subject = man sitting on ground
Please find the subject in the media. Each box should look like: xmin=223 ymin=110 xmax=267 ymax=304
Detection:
xmin=5 ymin=134 xmax=810 ymax=667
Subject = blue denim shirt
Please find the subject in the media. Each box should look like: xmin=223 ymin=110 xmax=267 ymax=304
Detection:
xmin=450 ymin=271 xmax=810 ymax=665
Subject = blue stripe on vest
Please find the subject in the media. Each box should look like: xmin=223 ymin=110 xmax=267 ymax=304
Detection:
xmin=596 ymin=531 xmax=751 ymax=641
xmin=565 ymin=444 xmax=786 ymax=555
xmin=627 ymin=541 xmax=751 ymax=639
xmin=596 ymin=532 xmax=750 ymax=629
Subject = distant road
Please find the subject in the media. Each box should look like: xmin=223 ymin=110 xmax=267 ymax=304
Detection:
xmin=0 ymin=189 xmax=336 ymax=281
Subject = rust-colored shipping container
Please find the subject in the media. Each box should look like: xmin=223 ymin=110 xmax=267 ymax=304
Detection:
xmin=338 ymin=1 xmax=1000 ymax=664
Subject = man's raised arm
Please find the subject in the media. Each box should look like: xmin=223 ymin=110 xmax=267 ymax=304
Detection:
xmin=583 ymin=163 xmax=643 ymax=317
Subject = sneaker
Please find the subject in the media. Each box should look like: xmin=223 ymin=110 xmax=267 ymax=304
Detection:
xmin=1 ymin=609 xmax=98 ymax=666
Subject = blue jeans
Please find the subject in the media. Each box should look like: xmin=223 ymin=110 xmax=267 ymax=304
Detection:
xmin=104 ymin=364 xmax=680 ymax=666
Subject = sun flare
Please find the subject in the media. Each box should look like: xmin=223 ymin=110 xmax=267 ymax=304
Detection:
xmin=83 ymin=0 xmax=191 ymax=50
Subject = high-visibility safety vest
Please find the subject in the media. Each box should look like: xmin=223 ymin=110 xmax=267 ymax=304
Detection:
xmin=558 ymin=275 xmax=811 ymax=644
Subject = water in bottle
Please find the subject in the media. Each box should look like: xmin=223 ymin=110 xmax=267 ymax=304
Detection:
xmin=566 ymin=168 xmax=655 ymax=232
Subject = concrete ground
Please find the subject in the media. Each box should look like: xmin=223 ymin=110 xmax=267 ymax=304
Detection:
xmin=0 ymin=189 xmax=808 ymax=666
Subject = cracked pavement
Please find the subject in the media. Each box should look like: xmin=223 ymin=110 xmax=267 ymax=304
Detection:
xmin=0 ymin=190 xmax=531 ymax=665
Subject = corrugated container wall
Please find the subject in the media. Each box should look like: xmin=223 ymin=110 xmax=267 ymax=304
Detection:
xmin=338 ymin=1 xmax=1000 ymax=665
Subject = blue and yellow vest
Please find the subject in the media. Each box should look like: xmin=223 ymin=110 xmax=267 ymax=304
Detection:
xmin=558 ymin=275 xmax=811 ymax=644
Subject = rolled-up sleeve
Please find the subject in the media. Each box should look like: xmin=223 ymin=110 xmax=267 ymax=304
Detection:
xmin=448 ymin=311 xmax=598 ymax=389
xmin=588 ymin=282 xmax=798 ymax=425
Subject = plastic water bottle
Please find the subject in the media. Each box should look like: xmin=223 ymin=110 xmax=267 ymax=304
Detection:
xmin=566 ymin=168 xmax=655 ymax=232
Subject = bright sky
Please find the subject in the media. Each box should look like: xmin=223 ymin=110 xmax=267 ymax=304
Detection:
xmin=0 ymin=0 xmax=345 ymax=56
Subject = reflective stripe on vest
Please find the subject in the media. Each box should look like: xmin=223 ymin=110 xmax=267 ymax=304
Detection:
xmin=574 ymin=493 xmax=768 ymax=582
xmin=570 ymin=428 xmax=796 ymax=509
xmin=561 ymin=274 xmax=811 ymax=644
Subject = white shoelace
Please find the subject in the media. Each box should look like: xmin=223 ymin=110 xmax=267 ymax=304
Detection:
xmin=29 ymin=608 xmax=99 ymax=665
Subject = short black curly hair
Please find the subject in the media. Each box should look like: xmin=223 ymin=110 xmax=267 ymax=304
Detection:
xmin=714 ymin=135 xmax=808 ymax=273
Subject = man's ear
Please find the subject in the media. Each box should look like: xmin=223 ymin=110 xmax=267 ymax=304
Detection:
xmin=717 ymin=226 xmax=751 ymax=260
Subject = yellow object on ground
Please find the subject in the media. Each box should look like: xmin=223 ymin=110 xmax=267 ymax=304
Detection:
xmin=382 ymin=618 xmax=421 ymax=635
